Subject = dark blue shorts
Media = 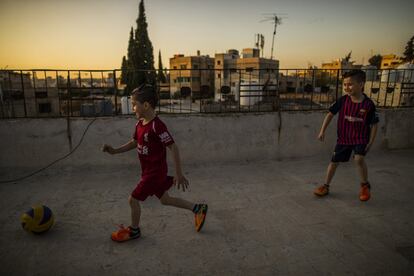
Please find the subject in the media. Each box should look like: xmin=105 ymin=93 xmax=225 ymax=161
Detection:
xmin=331 ymin=144 xmax=367 ymax=163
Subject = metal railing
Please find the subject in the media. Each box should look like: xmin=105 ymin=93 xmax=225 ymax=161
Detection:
xmin=0 ymin=68 xmax=413 ymax=118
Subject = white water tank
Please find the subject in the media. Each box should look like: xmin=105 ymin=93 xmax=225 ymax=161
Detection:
xmin=362 ymin=65 xmax=378 ymax=81
xmin=397 ymin=63 xmax=414 ymax=82
xmin=381 ymin=69 xmax=398 ymax=83
xmin=121 ymin=96 xmax=134 ymax=114
xmin=239 ymin=80 xmax=262 ymax=106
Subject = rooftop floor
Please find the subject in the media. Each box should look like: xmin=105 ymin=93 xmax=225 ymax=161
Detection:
xmin=1 ymin=149 xmax=414 ymax=275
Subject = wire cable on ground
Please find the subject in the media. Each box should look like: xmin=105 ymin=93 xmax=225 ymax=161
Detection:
xmin=0 ymin=118 xmax=97 ymax=184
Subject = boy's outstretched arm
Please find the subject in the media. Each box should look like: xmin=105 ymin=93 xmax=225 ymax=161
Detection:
xmin=167 ymin=143 xmax=189 ymax=191
xmin=102 ymin=139 xmax=137 ymax=155
xmin=318 ymin=112 xmax=334 ymax=141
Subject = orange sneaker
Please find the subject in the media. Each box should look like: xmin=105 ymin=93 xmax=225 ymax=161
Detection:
xmin=111 ymin=224 xmax=141 ymax=242
xmin=314 ymin=184 xmax=329 ymax=197
xmin=194 ymin=204 xmax=208 ymax=232
xmin=359 ymin=183 xmax=371 ymax=201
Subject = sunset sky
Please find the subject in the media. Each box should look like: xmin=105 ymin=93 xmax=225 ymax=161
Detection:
xmin=0 ymin=0 xmax=413 ymax=70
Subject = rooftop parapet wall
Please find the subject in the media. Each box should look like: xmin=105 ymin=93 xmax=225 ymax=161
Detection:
xmin=0 ymin=109 xmax=413 ymax=168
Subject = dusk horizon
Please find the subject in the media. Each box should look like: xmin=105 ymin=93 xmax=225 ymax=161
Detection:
xmin=1 ymin=0 xmax=413 ymax=70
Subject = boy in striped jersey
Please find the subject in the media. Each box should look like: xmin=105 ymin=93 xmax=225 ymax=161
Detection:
xmin=314 ymin=70 xmax=379 ymax=201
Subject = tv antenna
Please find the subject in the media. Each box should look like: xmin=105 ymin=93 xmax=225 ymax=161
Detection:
xmin=261 ymin=13 xmax=287 ymax=60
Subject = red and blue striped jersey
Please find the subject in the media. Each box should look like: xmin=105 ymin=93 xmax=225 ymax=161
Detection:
xmin=329 ymin=94 xmax=379 ymax=145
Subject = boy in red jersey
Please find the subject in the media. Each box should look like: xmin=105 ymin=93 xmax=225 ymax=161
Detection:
xmin=314 ymin=70 xmax=379 ymax=201
xmin=103 ymin=84 xmax=207 ymax=242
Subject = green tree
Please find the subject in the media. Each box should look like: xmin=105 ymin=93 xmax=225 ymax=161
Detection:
xmin=403 ymin=35 xmax=414 ymax=63
xmin=368 ymin=54 xmax=382 ymax=69
xmin=157 ymin=50 xmax=167 ymax=83
xmin=344 ymin=51 xmax=352 ymax=62
xmin=134 ymin=0 xmax=156 ymax=86
xmin=120 ymin=0 xmax=156 ymax=95
xmin=121 ymin=27 xmax=137 ymax=95
xmin=120 ymin=56 xmax=128 ymax=85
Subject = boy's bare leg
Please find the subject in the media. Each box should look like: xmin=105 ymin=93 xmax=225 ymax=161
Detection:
xmin=128 ymin=196 xmax=141 ymax=228
xmin=160 ymin=192 xmax=194 ymax=211
xmin=325 ymin=162 xmax=339 ymax=185
xmin=354 ymin=155 xmax=368 ymax=183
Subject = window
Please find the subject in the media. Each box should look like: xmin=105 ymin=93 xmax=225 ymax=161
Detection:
xmin=38 ymin=103 xmax=51 ymax=113
xmin=180 ymin=64 xmax=187 ymax=69
xmin=10 ymin=90 xmax=24 ymax=100
xmin=193 ymin=64 xmax=199 ymax=69
xmin=246 ymin=67 xmax=254 ymax=72
xmin=217 ymin=60 xmax=221 ymax=65
xmin=177 ymin=77 xmax=190 ymax=83
xmin=217 ymin=74 xmax=221 ymax=79
xmin=35 ymin=91 xmax=48 ymax=98
xmin=173 ymin=66 xmax=177 ymax=69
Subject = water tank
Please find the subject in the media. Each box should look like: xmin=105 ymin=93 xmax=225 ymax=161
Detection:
xmin=96 ymin=99 xmax=113 ymax=116
xmin=121 ymin=96 xmax=134 ymax=114
xmin=242 ymin=48 xmax=260 ymax=58
xmin=80 ymin=103 xmax=95 ymax=117
xmin=239 ymin=80 xmax=262 ymax=106
xmin=380 ymin=69 xmax=398 ymax=83
xmin=227 ymin=49 xmax=239 ymax=58
xmin=362 ymin=65 xmax=378 ymax=81
xmin=397 ymin=63 xmax=414 ymax=82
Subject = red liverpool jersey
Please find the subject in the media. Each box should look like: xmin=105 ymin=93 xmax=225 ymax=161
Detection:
xmin=133 ymin=117 xmax=175 ymax=177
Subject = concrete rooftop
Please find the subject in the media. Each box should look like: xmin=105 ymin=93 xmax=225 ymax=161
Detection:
xmin=1 ymin=148 xmax=413 ymax=275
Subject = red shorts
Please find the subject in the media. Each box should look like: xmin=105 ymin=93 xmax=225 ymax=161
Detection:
xmin=131 ymin=175 xmax=174 ymax=201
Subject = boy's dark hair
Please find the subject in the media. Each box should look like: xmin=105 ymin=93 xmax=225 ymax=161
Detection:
xmin=132 ymin=84 xmax=158 ymax=109
xmin=342 ymin=69 xmax=366 ymax=83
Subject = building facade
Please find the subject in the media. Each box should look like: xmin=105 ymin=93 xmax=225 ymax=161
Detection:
xmin=214 ymin=48 xmax=279 ymax=102
xmin=169 ymin=52 xmax=215 ymax=98
xmin=380 ymin=54 xmax=404 ymax=70
xmin=0 ymin=71 xmax=60 ymax=118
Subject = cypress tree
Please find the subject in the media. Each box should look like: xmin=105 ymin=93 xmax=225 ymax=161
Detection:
xmin=403 ymin=36 xmax=414 ymax=63
xmin=121 ymin=27 xmax=137 ymax=95
xmin=158 ymin=50 xmax=167 ymax=83
xmin=120 ymin=56 xmax=128 ymax=85
xmin=134 ymin=0 xmax=156 ymax=86
xmin=121 ymin=0 xmax=156 ymax=95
